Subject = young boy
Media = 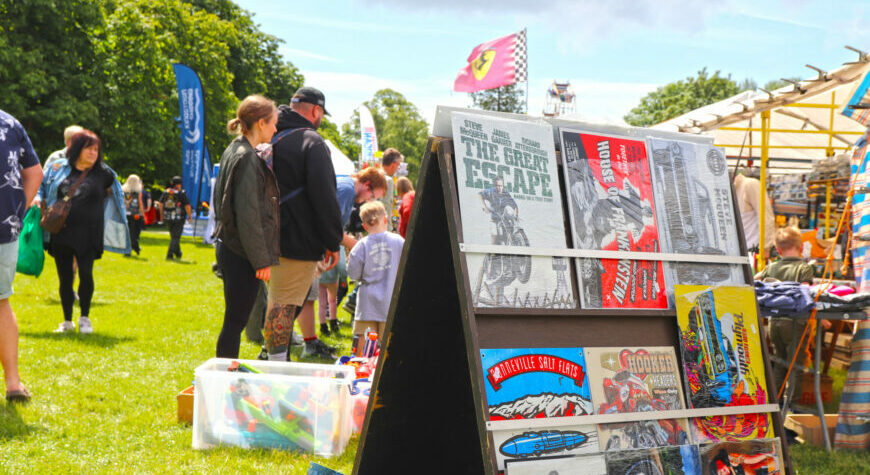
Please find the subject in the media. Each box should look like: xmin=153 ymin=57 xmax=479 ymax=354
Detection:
xmin=754 ymin=226 xmax=826 ymax=400
xmin=347 ymin=201 xmax=405 ymax=355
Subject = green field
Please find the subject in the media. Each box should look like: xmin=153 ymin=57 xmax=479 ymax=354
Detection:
xmin=0 ymin=230 xmax=866 ymax=473
xmin=0 ymin=231 xmax=357 ymax=473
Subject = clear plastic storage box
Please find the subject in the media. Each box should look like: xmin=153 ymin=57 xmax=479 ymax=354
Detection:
xmin=192 ymin=358 xmax=355 ymax=456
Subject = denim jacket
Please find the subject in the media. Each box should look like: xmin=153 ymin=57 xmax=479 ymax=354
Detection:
xmin=38 ymin=159 xmax=131 ymax=254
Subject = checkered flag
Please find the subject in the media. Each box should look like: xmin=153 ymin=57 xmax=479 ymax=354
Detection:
xmin=512 ymin=28 xmax=527 ymax=83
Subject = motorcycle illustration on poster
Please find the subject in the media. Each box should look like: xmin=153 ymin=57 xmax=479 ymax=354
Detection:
xmin=451 ymin=112 xmax=575 ymax=308
xmin=585 ymin=346 xmax=686 ymax=415
xmin=646 ymin=137 xmax=744 ymax=306
xmin=559 ymin=129 xmax=667 ymax=309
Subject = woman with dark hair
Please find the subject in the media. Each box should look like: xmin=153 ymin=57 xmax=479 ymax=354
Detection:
xmin=212 ymin=95 xmax=280 ymax=358
xmin=37 ymin=130 xmax=130 ymax=333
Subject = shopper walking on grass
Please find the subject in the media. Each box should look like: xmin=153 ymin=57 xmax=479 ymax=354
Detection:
xmin=122 ymin=174 xmax=145 ymax=256
xmin=212 ymin=95 xmax=280 ymax=358
xmin=0 ymin=109 xmax=43 ymax=403
xmin=158 ymin=177 xmax=191 ymax=260
xmin=37 ymin=130 xmax=130 ymax=334
xmin=396 ymin=176 xmax=415 ymax=239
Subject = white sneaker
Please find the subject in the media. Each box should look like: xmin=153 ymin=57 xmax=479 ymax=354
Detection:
xmin=78 ymin=317 xmax=93 ymax=334
xmin=291 ymin=333 xmax=304 ymax=346
xmin=55 ymin=321 xmax=75 ymax=333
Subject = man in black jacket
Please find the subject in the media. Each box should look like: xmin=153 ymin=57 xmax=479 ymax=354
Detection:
xmin=265 ymin=87 xmax=342 ymax=361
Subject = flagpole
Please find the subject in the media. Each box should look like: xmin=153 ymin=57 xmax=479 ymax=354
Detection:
xmin=524 ymin=28 xmax=529 ymax=114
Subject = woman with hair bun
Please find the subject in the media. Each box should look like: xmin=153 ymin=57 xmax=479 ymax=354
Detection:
xmin=212 ymin=95 xmax=280 ymax=358
xmin=37 ymin=129 xmax=130 ymax=334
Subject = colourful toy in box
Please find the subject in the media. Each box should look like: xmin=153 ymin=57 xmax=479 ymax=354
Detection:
xmin=223 ymin=361 xmax=340 ymax=452
xmin=675 ymin=285 xmax=768 ymax=411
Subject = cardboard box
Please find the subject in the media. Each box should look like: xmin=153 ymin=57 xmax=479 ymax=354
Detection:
xmin=192 ymin=358 xmax=354 ymax=456
xmin=785 ymin=414 xmax=839 ymax=446
xmin=177 ymin=385 xmax=194 ymax=424
xmin=796 ymin=373 xmax=834 ymax=406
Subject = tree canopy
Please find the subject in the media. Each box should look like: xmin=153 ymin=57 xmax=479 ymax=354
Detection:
xmin=1 ymin=0 xmax=304 ymax=186
xmin=341 ymin=89 xmax=429 ymax=182
xmin=470 ymin=83 xmax=526 ymax=114
xmin=624 ymin=68 xmax=741 ymax=127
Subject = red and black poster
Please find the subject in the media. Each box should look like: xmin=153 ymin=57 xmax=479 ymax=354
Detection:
xmin=559 ymin=130 xmax=667 ymax=309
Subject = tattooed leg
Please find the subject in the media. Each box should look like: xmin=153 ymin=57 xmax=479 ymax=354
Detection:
xmin=264 ymin=304 xmax=296 ymax=354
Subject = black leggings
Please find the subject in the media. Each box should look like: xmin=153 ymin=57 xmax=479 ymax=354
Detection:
xmin=52 ymin=244 xmax=95 ymax=321
xmin=215 ymin=242 xmax=260 ymax=358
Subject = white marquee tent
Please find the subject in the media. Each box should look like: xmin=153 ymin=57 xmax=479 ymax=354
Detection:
xmin=653 ymin=48 xmax=870 ymax=173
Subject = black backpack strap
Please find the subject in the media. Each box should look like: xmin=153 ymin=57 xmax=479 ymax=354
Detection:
xmin=271 ymin=127 xmax=313 ymax=204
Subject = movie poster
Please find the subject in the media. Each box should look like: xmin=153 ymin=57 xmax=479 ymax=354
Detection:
xmin=480 ymin=348 xmax=594 ymax=420
xmin=699 ymin=438 xmax=784 ymax=475
xmin=585 ymin=347 xmax=685 ymax=415
xmin=452 ymin=112 xmax=575 ymax=308
xmin=604 ymin=445 xmax=701 ymax=475
xmin=646 ymin=137 xmax=744 ymax=305
xmin=690 ymin=413 xmax=773 ymax=443
xmin=505 ymin=453 xmax=607 ymax=475
xmin=675 ymin=285 xmax=769 ymax=412
xmin=559 ymin=130 xmax=667 ymax=309
xmin=492 ymin=425 xmax=600 ymax=472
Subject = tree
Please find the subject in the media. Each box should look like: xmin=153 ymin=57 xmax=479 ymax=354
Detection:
xmin=1 ymin=0 xmax=308 ymax=187
xmin=0 ymin=0 xmax=105 ymax=159
xmin=341 ymin=89 xmax=429 ymax=182
xmin=624 ymin=68 xmax=741 ymax=127
xmin=98 ymin=0 xmax=238 ymax=183
xmin=470 ymin=83 xmax=526 ymax=113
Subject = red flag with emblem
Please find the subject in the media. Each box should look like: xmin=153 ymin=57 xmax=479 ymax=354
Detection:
xmin=453 ymin=29 xmax=527 ymax=93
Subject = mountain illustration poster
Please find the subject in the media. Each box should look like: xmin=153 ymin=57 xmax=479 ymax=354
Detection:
xmin=480 ymin=347 xmax=594 ymax=420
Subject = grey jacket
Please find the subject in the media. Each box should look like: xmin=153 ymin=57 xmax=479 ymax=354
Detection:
xmin=213 ymin=136 xmax=280 ymax=270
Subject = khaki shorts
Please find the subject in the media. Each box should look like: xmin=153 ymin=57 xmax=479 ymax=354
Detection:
xmin=352 ymin=320 xmax=386 ymax=337
xmin=268 ymin=258 xmax=318 ymax=307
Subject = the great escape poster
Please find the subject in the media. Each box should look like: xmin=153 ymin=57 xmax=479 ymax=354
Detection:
xmin=452 ymin=112 xmax=575 ymax=308
xmin=646 ymin=137 xmax=744 ymax=305
xmin=560 ymin=130 xmax=667 ymax=309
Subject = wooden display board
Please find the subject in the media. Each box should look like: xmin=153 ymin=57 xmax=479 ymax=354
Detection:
xmin=353 ymin=135 xmax=792 ymax=474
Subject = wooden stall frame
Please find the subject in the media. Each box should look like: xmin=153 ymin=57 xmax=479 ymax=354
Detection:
xmin=354 ymin=135 xmax=793 ymax=474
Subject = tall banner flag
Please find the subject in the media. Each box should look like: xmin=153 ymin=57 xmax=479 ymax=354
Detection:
xmin=359 ymin=105 xmax=378 ymax=168
xmin=172 ymin=63 xmax=212 ymax=225
xmin=454 ymin=29 xmax=527 ymax=93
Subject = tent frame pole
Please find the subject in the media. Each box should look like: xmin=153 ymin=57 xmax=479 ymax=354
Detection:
xmin=758 ymin=109 xmax=771 ymax=271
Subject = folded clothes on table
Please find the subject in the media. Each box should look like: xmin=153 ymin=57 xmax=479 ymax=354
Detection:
xmin=754 ymin=281 xmax=815 ymax=317
xmin=814 ymin=290 xmax=870 ymax=313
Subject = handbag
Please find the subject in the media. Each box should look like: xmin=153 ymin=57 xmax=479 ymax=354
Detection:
xmin=16 ymin=206 xmax=44 ymax=277
xmin=40 ymin=167 xmax=90 ymax=234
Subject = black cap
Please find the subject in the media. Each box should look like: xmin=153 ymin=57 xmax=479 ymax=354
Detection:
xmin=291 ymin=87 xmax=330 ymax=116
xmin=172 ymin=176 xmax=182 ymax=185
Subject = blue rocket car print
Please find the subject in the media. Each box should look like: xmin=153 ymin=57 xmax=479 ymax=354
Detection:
xmin=499 ymin=430 xmax=588 ymax=458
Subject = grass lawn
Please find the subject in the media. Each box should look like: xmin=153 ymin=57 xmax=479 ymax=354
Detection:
xmin=1 ymin=230 xmax=867 ymax=473
xmin=0 ymin=230 xmax=357 ymax=473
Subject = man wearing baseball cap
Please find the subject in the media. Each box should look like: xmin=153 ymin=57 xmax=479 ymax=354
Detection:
xmin=265 ymin=87 xmax=342 ymax=361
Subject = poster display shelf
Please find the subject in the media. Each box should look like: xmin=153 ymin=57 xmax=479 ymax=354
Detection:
xmin=485 ymin=404 xmax=781 ymax=431
xmin=354 ymin=111 xmax=793 ymax=475
xmin=459 ymin=243 xmax=752 ymax=265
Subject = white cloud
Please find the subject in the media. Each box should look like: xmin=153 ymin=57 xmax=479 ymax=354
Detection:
xmin=278 ymin=47 xmax=340 ymax=63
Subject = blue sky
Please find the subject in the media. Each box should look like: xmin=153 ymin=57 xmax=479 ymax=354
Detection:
xmin=235 ymin=0 xmax=869 ymax=128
